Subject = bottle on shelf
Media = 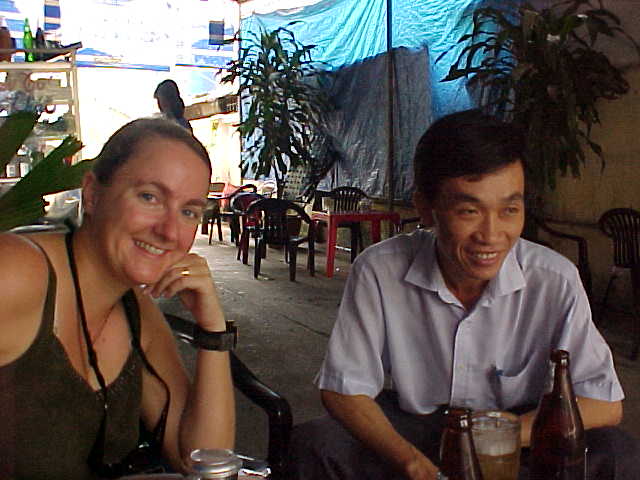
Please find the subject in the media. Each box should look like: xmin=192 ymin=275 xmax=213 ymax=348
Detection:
xmin=529 ymin=349 xmax=586 ymax=479
xmin=0 ymin=16 xmax=11 ymax=61
xmin=35 ymin=26 xmax=46 ymax=61
xmin=439 ymin=407 xmax=484 ymax=480
xmin=23 ymin=18 xmax=34 ymax=62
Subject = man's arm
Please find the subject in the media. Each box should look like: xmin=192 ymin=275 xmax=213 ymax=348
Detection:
xmin=321 ymin=390 xmax=439 ymax=480
xmin=519 ymin=397 xmax=622 ymax=447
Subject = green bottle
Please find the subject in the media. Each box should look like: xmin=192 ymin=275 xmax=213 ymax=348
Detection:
xmin=23 ymin=18 xmax=34 ymax=62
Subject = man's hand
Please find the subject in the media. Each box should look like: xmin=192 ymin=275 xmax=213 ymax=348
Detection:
xmin=321 ymin=391 xmax=441 ymax=480
xmin=401 ymin=445 xmax=441 ymax=480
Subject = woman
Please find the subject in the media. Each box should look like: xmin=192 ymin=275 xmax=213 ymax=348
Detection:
xmin=0 ymin=118 xmax=234 ymax=478
xmin=153 ymin=79 xmax=193 ymax=132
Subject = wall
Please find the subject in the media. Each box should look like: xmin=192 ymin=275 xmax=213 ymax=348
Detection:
xmin=541 ymin=65 xmax=640 ymax=308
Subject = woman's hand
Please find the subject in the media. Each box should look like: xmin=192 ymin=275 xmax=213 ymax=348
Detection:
xmin=144 ymin=253 xmax=225 ymax=331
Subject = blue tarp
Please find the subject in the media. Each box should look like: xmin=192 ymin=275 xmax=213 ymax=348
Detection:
xmin=241 ymin=0 xmax=519 ymax=201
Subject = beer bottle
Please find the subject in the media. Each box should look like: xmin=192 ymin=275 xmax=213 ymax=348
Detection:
xmin=439 ymin=407 xmax=484 ymax=480
xmin=0 ymin=16 xmax=12 ymax=62
xmin=529 ymin=349 xmax=586 ymax=479
xmin=23 ymin=18 xmax=34 ymax=62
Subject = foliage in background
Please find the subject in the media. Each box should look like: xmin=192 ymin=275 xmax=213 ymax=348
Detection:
xmin=440 ymin=0 xmax=640 ymax=194
xmin=0 ymin=111 xmax=90 ymax=231
xmin=221 ymin=23 xmax=330 ymax=199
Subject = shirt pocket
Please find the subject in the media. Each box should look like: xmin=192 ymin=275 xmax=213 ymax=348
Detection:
xmin=496 ymin=361 xmax=546 ymax=410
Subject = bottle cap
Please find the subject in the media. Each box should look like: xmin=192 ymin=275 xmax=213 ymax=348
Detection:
xmin=189 ymin=449 xmax=242 ymax=478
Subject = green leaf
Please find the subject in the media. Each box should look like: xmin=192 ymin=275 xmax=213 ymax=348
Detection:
xmin=0 ymin=135 xmax=87 ymax=231
xmin=0 ymin=111 xmax=38 ymax=171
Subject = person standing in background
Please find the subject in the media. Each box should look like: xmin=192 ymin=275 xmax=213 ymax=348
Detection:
xmin=154 ymin=79 xmax=193 ymax=132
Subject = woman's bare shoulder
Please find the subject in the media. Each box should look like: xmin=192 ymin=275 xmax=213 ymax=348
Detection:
xmin=0 ymin=232 xmax=51 ymax=286
xmin=0 ymin=233 xmax=53 ymax=364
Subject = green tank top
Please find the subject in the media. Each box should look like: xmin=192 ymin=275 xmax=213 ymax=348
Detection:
xmin=0 ymin=248 xmax=143 ymax=479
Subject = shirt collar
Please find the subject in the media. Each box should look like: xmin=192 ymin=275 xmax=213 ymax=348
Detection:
xmin=404 ymin=234 xmax=526 ymax=301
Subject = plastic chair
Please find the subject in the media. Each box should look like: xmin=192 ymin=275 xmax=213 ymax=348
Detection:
xmin=201 ymin=182 xmax=227 ymax=239
xmin=531 ymin=214 xmax=594 ymax=303
xmin=328 ymin=186 xmax=368 ymax=263
xmin=207 ymin=184 xmax=258 ymax=245
xmin=598 ymin=208 xmax=640 ymax=359
xmin=164 ymin=313 xmax=292 ymax=478
xmin=245 ymin=198 xmax=316 ymax=281
xmin=231 ymin=192 xmax=264 ymax=264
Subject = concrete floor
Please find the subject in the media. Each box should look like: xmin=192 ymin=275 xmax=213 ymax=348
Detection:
xmin=160 ymin=228 xmax=640 ymax=463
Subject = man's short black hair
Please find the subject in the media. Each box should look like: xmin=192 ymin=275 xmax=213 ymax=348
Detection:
xmin=413 ymin=109 xmax=525 ymax=202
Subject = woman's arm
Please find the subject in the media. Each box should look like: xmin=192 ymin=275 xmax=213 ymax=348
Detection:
xmin=138 ymin=252 xmax=235 ymax=471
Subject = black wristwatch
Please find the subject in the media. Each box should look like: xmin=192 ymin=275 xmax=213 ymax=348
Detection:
xmin=193 ymin=321 xmax=238 ymax=351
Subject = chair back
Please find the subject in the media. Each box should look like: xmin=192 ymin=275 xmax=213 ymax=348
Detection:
xmin=231 ymin=192 xmax=263 ymax=215
xmin=330 ymin=186 xmax=367 ymax=212
xmin=247 ymin=198 xmax=313 ymax=246
xmin=599 ymin=208 xmax=640 ymax=268
xmin=221 ymin=184 xmax=257 ymax=211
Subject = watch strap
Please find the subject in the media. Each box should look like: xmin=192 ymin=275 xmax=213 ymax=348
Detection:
xmin=193 ymin=321 xmax=237 ymax=351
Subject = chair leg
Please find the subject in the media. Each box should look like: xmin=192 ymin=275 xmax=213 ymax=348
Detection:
xmin=238 ymin=229 xmax=250 ymax=264
xmin=231 ymin=217 xmax=241 ymax=246
xmin=208 ymin=218 xmax=214 ymax=245
xmin=598 ymin=274 xmax=616 ymax=327
xmin=350 ymin=224 xmax=359 ymax=263
xmin=631 ymin=309 xmax=640 ymax=361
xmin=630 ymin=266 xmax=640 ymax=360
xmin=254 ymin=238 xmax=262 ymax=278
xmin=216 ymin=217 xmax=223 ymax=242
xmin=289 ymin=245 xmax=297 ymax=281
xmin=308 ymin=240 xmax=315 ymax=276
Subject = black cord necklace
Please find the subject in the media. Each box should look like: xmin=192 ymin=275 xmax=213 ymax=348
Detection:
xmin=64 ymin=232 xmax=170 ymax=476
xmin=65 ymin=232 xmax=109 ymax=396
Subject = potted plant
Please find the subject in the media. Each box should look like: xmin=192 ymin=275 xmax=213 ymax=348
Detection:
xmin=0 ymin=111 xmax=89 ymax=231
xmin=440 ymin=0 xmax=639 ymax=198
xmin=221 ymin=22 xmax=331 ymax=200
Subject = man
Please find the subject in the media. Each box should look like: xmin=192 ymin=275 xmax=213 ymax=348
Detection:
xmin=286 ymin=110 xmax=636 ymax=479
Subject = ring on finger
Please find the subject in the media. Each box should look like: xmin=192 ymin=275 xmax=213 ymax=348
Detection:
xmin=180 ymin=268 xmax=190 ymax=277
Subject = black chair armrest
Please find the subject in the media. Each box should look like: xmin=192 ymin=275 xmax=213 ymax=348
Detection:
xmin=164 ymin=314 xmax=292 ymax=478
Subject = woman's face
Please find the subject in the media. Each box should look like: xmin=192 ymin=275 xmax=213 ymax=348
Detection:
xmin=84 ymin=137 xmax=210 ymax=286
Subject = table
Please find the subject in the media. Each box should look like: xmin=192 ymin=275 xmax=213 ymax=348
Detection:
xmin=312 ymin=210 xmax=401 ymax=278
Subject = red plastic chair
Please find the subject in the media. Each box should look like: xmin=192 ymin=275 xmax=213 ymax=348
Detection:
xmin=231 ymin=192 xmax=264 ymax=264
xmin=328 ymin=186 xmax=368 ymax=263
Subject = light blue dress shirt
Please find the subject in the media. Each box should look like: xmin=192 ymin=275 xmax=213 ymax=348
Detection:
xmin=315 ymin=229 xmax=624 ymax=415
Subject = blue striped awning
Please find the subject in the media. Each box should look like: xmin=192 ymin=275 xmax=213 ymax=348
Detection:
xmin=44 ymin=0 xmax=61 ymax=31
xmin=209 ymin=20 xmax=224 ymax=45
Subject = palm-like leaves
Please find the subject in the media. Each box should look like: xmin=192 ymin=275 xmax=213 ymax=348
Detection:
xmin=440 ymin=0 xmax=639 ymax=192
xmin=0 ymin=111 xmax=90 ymax=231
xmin=221 ymin=23 xmax=329 ymax=198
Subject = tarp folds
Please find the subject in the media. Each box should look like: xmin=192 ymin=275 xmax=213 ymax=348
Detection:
xmin=318 ymin=47 xmax=431 ymax=201
xmin=241 ymin=0 xmax=492 ymax=200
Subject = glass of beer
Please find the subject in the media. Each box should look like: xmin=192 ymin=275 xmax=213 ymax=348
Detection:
xmin=471 ymin=411 xmax=521 ymax=480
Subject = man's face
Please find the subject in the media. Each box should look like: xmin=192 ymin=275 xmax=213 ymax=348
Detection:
xmin=414 ymin=161 xmax=525 ymax=297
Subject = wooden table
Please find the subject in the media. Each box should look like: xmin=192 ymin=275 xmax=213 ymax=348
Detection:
xmin=311 ymin=210 xmax=401 ymax=278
